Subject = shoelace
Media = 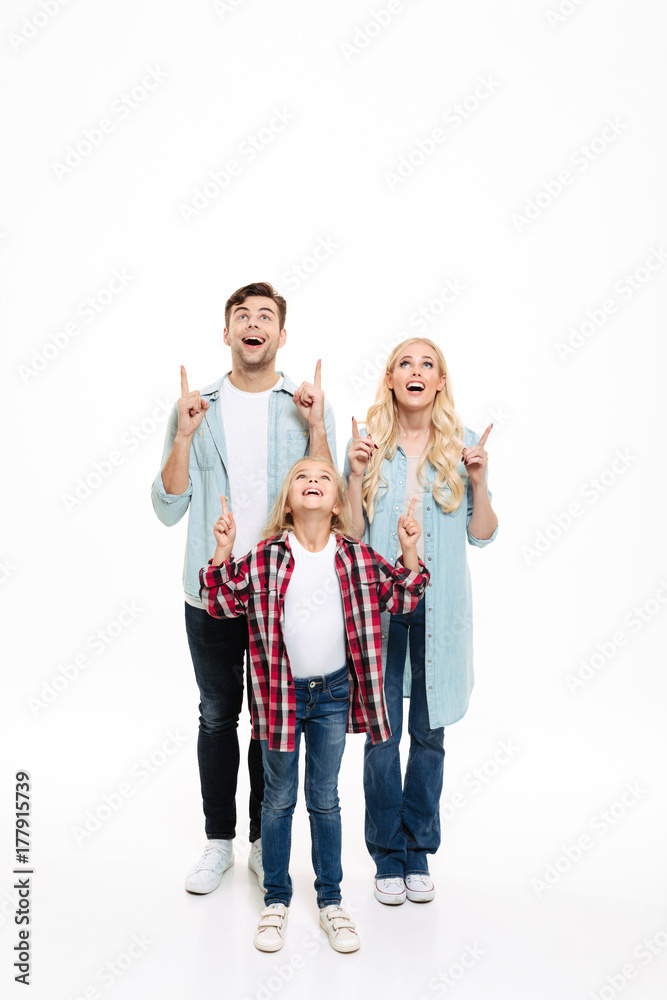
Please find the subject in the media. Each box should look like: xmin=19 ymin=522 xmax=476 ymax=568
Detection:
xmin=196 ymin=846 xmax=227 ymax=871
xmin=408 ymin=875 xmax=431 ymax=889
xmin=380 ymin=878 xmax=404 ymax=892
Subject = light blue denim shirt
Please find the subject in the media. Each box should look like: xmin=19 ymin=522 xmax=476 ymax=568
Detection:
xmin=343 ymin=426 xmax=497 ymax=728
xmin=152 ymin=371 xmax=337 ymax=606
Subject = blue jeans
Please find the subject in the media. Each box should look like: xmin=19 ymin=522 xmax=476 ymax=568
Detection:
xmin=260 ymin=665 xmax=349 ymax=908
xmin=184 ymin=603 xmax=264 ymax=842
xmin=364 ymin=597 xmax=445 ymax=877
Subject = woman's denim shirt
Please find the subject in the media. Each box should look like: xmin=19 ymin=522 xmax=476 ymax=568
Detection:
xmin=152 ymin=371 xmax=337 ymax=605
xmin=344 ymin=426 xmax=497 ymax=728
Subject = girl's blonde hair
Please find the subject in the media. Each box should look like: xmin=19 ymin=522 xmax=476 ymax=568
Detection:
xmin=361 ymin=338 xmax=466 ymax=522
xmin=263 ymin=456 xmax=354 ymax=538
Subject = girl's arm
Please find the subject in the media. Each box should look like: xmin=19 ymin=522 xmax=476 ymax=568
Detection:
xmin=344 ymin=417 xmax=377 ymax=540
xmin=199 ymin=495 xmax=250 ymax=618
xmin=375 ymin=551 xmax=429 ymax=615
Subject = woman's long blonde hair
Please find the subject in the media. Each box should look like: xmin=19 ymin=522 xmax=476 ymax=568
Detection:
xmin=361 ymin=338 xmax=466 ymax=522
xmin=263 ymin=457 xmax=355 ymax=538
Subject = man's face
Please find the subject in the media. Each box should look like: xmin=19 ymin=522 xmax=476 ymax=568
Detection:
xmin=223 ymin=296 xmax=286 ymax=369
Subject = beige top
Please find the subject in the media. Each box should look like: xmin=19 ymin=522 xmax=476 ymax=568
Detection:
xmin=397 ymin=455 xmax=426 ymax=563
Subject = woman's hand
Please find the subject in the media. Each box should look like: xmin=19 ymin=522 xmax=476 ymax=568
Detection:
xmin=462 ymin=424 xmax=492 ymax=486
xmin=347 ymin=416 xmax=378 ymax=478
xmin=212 ymin=495 xmax=236 ymax=564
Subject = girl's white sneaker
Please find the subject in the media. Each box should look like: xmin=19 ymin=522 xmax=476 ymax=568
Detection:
xmin=319 ymin=905 xmax=360 ymax=953
xmin=405 ymin=873 xmax=435 ymax=902
xmin=254 ymin=903 xmax=289 ymax=952
xmin=374 ymin=877 xmax=406 ymax=905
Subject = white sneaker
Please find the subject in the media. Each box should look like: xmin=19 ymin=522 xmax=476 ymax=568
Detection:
xmin=184 ymin=841 xmax=234 ymax=894
xmin=374 ymin=877 xmax=406 ymax=905
xmin=405 ymin=873 xmax=435 ymax=902
xmin=254 ymin=903 xmax=289 ymax=952
xmin=248 ymin=840 xmax=266 ymax=893
xmin=319 ymin=905 xmax=360 ymax=953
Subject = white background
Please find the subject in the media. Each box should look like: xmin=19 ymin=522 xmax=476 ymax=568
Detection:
xmin=2 ymin=1 xmax=666 ymax=998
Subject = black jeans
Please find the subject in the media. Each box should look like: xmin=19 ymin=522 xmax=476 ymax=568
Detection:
xmin=184 ymin=603 xmax=263 ymax=842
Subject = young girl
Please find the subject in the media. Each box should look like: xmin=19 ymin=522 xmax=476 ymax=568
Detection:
xmin=199 ymin=456 xmax=428 ymax=952
xmin=345 ymin=338 xmax=498 ymax=905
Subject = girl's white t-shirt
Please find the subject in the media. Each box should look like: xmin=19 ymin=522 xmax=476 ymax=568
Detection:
xmin=283 ymin=532 xmax=347 ymax=679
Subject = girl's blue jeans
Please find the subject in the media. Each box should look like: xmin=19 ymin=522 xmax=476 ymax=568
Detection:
xmin=260 ymin=665 xmax=349 ymax=908
xmin=364 ymin=597 xmax=445 ymax=878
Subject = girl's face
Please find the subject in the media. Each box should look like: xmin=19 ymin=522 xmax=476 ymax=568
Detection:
xmin=386 ymin=341 xmax=446 ymax=411
xmin=285 ymin=462 xmax=340 ymax=520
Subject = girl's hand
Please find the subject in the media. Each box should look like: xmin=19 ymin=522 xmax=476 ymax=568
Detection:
xmin=213 ymin=495 xmax=235 ymax=563
xmin=397 ymin=497 xmax=420 ymax=550
xmin=462 ymin=424 xmax=492 ymax=486
xmin=347 ymin=416 xmax=378 ymax=478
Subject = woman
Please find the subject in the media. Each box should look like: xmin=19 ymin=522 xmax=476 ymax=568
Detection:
xmin=344 ymin=337 xmax=498 ymax=905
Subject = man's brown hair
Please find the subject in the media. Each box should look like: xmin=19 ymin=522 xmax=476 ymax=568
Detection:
xmin=224 ymin=282 xmax=287 ymax=331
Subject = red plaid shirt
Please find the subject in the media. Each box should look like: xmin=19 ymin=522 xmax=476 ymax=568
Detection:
xmin=199 ymin=532 xmax=429 ymax=751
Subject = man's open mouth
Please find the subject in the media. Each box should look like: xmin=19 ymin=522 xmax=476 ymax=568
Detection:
xmin=407 ymin=381 xmax=425 ymax=392
xmin=242 ymin=336 xmax=265 ymax=346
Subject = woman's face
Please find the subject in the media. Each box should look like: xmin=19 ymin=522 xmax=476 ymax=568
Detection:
xmin=386 ymin=341 xmax=446 ymax=411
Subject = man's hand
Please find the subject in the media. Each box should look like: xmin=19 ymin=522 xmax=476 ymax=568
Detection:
xmin=292 ymin=359 xmax=325 ymax=427
xmin=347 ymin=416 xmax=378 ymax=478
xmin=212 ymin=495 xmax=235 ymax=565
xmin=177 ymin=365 xmax=210 ymax=439
xmin=462 ymin=424 xmax=492 ymax=487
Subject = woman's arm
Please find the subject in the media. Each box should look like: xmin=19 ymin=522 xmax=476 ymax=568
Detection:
xmin=463 ymin=425 xmax=498 ymax=541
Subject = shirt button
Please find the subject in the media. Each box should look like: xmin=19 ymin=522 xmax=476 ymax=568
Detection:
xmin=428 ymin=660 xmax=432 ymax=664
xmin=289 ymin=709 xmax=295 ymax=714
xmin=428 ymin=557 xmax=432 ymax=562
xmin=303 ymin=431 xmax=308 ymax=437
xmin=426 ymin=506 xmax=430 ymax=511
xmin=428 ymin=582 xmax=432 ymax=587
xmin=427 ymin=532 xmax=431 ymax=537
xmin=428 ymin=634 xmax=432 ymax=638
xmin=428 ymin=685 xmax=432 ymax=690
xmin=287 ymin=680 xmax=293 ymax=686
xmin=198 ymin=430 xmax=202 ymax=435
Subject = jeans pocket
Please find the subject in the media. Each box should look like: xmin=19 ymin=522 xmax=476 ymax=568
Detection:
xmin=327 ymin=678 xmax=350 ymax=702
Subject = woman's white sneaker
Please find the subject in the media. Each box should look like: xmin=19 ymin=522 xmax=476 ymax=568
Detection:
xmin=184 ymin=841 xmax=234 ymax=894
xmin=254 ymin=904 xmax=289 ymax=952
xmin=405 ymin=873 xmax=435 ymax=902
xmin=248 ymin=840 xmax=266 ymax=893
xmin=319 ymin=905 xmax=360 ymax=953
xmin=374 ymin=877 xmax=406 ymax=905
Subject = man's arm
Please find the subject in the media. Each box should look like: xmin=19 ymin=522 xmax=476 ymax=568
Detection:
xmin=161 ymin=366 xmax=210 ymax=494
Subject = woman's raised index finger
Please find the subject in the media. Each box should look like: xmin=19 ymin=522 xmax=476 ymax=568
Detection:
xmin=220 ymin=495 xmax=229 ymax=516
xmin=180 ymin=365 xmax=189 ymax=397
xmin=352 ymin=416 xmax=360 ymax=440
xmin=478 ymin=423 xmax=493 ymax=448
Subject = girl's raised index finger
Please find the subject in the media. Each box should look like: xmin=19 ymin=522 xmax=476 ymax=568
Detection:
xmin=478 ymin=423 xmax=493 ymax=448
xmin=407 ymin=496 xmax=417 ymax=519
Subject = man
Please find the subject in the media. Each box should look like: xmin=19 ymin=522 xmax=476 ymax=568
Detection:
xmin=151 ymin=281 xmax=336 ymax=893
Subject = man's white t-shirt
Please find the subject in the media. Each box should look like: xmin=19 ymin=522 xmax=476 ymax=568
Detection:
xmin=283 ymin=532 xmax=347 ymax=678
xmin=219 ymin=373 xmax=284 ymax=559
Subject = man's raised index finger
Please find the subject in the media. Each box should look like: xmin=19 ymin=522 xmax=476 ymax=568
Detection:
xmin=478 ymin=423 xmax=493 ymax=448
xmin=180 ymin=365 xmax=189 ymax=397
xmin=314 ymin=358 xmax=322 ymax=389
